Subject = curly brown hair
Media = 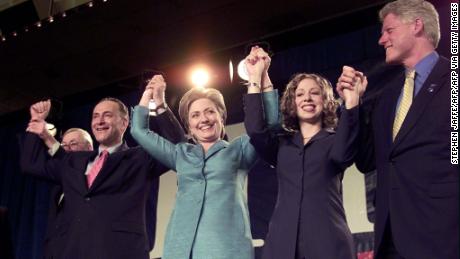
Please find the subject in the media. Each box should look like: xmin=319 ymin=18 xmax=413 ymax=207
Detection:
xmin=280 ymin=73 xmax=339 ymax=132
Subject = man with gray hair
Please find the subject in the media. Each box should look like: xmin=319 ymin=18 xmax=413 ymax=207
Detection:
xmin=60 ymin=128 xmax=93 ymax=151
xmin=32 ymin=126 xmax=95 ymax=258
xmin=338 ymin=1 xmax=458 ymax=258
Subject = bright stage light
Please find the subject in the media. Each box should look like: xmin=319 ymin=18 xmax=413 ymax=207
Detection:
xmin=229 ymin=60 xmax=234 ymax=83
xmin=190 ymin=67 xmax=210 ymax=88
xmin=237 ymin=59 xmax=248 ymax=81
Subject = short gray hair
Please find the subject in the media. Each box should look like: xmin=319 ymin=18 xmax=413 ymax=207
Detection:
xmin=63 ymin=128 xmax=93 ymax=147
xmin=379 ymin=0 xmax=440 ymax=48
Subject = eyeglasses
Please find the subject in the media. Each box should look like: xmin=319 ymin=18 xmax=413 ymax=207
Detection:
xmin=61 ymin=141 xmax=82 ymax=151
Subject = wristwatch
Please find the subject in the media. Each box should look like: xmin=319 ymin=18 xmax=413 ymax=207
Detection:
xmin=155 ymin=102 xmax=167 ymax=115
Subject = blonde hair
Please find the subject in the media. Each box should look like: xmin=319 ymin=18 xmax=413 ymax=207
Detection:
xmin=379 ymin=0 xmax=440 ymax=47
xmin=280 ymin=73 xmax=339 ymax=132
xmin=178 ymin=87 xmax=227 ymax=139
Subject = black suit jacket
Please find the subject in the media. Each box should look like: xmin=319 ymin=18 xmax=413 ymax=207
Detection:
xmin=43 ymin=181 xmax=64 ymax=257
xmin=244 ymin=94 xmax=357 ymax=259
xmin=21 ymin=110 xmax=184 ymax=259
xmin=41 ymin=147 xmax=67 ymax=258
xmin=356 ymin=56 xmax=459 ymax=259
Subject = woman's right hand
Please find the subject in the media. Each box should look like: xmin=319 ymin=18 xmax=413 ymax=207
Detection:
xmin=140 ymin=75 xmax=166 ymax=107
xmin=245 ymin=48 xmax=265 ymax=80
xmin=245 ymin=46 xmax=271 ymax=93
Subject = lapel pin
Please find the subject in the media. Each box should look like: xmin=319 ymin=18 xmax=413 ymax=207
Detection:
xmin=427 ymin=84 xmax=437 ymax=93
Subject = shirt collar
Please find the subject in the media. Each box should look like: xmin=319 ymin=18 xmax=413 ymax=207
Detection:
xmin=413 ymin=51 xmax=439 ymax=82
xmin=98 ymin=141 xmax=123 ymax=155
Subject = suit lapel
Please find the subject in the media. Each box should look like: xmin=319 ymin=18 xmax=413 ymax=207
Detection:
xmin=204 ymin=140 xmax=227 ymax=161
xmin=187 ymin=140 xmax=228 ymax=162
xmin=290 ymin=132 xmax=304 ymax=149
xmin=290 ymin=129 xmax=330 ymax=149
xmin=391 ymin=58 xmax=448 ymax=152
xmin=88 ymin=143 xmax=129 ymax=192
xmin=70 ymin=150 xmax=98 ymax=192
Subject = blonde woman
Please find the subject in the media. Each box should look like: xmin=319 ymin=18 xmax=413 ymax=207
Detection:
xmin=130 ymin=74 xmax=277 ymax=259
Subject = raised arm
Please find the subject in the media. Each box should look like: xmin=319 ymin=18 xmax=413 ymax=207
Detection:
xmin=330 ymin=66 xmax=369 ymax=170
xmin=244 ymin=48 xmax=280 ymax=166
xmin=337 ymin=66 xmax=376 ymax=173
xmin=246 ymin=46 xmax=280 ymax=127
xmin=26 ymin=100 xmax=60 ymax=149
xmin=147 ymin=75 xmax=186 ymax=145
xmin=130 ymin=75 xmax=183 ymax=170
xmin=20 ymin=100 xmax=64 ymax=182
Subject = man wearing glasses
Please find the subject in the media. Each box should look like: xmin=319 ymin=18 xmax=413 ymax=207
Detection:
xmin=59 ymin=128 xmax=93 ymax=152
xmin=28 ymin=123 xmax=94 ymax=258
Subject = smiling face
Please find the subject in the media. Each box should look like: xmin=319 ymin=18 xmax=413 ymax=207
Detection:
xmin=61 ymin=130 xmax=93 ymax=151
xmin=294 ymin=78 xmax=324 ymax=125
xmin=379 ymin=13 xmax=417 ymax=66
xmin=91 ymin=100 xmax=128 ymax=149
xmin=187 ymin=98 xmax=224 ymax=145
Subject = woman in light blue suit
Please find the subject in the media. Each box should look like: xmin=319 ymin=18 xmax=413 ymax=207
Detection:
xmin=130 ymin=64 xmax=277 ymax=259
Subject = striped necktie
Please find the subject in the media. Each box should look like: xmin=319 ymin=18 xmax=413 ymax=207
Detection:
xmin=393 ymin=70 xmax=415 ymax=140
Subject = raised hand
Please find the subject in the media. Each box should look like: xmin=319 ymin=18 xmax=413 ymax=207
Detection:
xmin=26 ymin=119 xmax=58 ymax=148
xmin=252 ymin=46 xmax=271 ymax=74
xmin=245 ymin=51 xmax=265 ymax=79
xmin=140 ymin=74 xmax=166 ymax=107
xmin=252 ymin=46 xmax=273 ymax=90
xmin=150 ymin=75 xmax=167 ymax=106
xmin=337 ymin=66 xmax=367 ymax=108
xmin=30 ymin=100 xmax=51 ymax=121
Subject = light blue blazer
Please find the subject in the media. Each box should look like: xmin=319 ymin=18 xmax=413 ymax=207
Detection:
xmin=130 ymin=91 xmax=278 ymax=259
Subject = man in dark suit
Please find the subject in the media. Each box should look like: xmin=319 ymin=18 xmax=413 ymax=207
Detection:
xmin=21 ymin=85 xmax=184 ymax=258
xmin=32 ymin=123 xmax=158 ymax=257
xmin=338 ymin=0 xmax=458 ymax=258
xmin=34 ymin=127 xmax=94 ymax=258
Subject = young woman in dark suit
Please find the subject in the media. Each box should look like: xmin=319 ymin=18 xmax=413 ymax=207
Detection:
xmin=244 ymin=46 xmax=367 ymax=259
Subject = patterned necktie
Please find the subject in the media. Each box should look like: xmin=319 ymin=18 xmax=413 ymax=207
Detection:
xmin=87 ymin=150 xmax=109 ymax=187
xmin=393 ymin=70 xmax=415 ymax=140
